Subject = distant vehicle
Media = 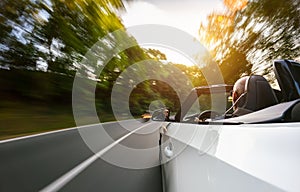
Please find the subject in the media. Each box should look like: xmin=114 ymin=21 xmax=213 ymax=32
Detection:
xmin=141 ymin=111 xmax=152 ymax=122
xmin=154 ymin=60 xmax=300 ymax=192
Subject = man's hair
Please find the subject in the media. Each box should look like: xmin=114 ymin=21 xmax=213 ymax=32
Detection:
xmin=233 ymin=76 xmax=249 ymax=97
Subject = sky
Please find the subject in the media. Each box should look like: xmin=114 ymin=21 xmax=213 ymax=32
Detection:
xmin=121 ymin=0 xmax=225 ymax=65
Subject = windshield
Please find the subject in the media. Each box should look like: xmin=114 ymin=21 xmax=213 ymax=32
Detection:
xmin=186 ymin=92 xmax=232 ymax=117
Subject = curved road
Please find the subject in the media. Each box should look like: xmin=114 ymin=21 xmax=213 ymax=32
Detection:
xmin=0 ymin=120 xmax=163 ymax=192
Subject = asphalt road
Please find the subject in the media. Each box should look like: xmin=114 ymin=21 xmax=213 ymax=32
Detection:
xmin=0 ymin=119 xmax=163 ymax=192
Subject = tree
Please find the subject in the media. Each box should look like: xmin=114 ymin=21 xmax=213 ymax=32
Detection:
xmin=0 ymin=0 xmax=44 ymax=69
xmin=199 ymin=0 xmax=300 ymax=83
xmin=145 ymin=48 xmax=167 ymax=61
xmin=34 ymin=0 xmax=128 ymax=74
xmin=0 ymin=0 xmax=133 ymax=75
xmin=199 ymin=10 xmax=252 ymax=84
xmin=233 ymin=0 xmax=300 ymax=76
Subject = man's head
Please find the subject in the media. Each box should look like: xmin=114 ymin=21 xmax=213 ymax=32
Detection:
xmin=232 ymin=76 xmax=249 ymax=110
xmin=164 ymin=108 xmax=170 ymax=120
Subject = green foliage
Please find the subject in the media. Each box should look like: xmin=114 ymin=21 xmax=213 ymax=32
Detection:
xmin=0 ymin=0 xmax=130 ymax=74
xmin=36 ymin=0 xmax=128 ymax=74
xmin=145 ymin=48 xmax=167 ymax=61
xmin=199 ymin=11 xmax=252 ymax=84
xmin=129 ymin=79 xmax=180 ymax=115
xmin=0 ymin=0 xmax=42 ymax=68
xmin=234 ymin=0 xmax=300 ymax=76
xmin=173 ymin=64 xmax=207 ymax=86
xmin=199 ymin=0 xmax=299 ymax=83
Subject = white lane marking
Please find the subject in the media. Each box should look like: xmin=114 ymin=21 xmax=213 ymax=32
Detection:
xmin=39 ymin=123 xmax=151 ymax=192
xmin=0 ymin=119 xmax=140 ymax=144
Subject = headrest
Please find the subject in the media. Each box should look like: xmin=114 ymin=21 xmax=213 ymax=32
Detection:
xmin=241 ymin=75 xmax=278 ymax=111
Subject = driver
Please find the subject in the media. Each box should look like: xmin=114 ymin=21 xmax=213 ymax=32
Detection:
xmin=231 ymin=76 xmax=252 ymax=116
xmin=164 ymin=108 xmax=170 ymax=121
xmin=196 ymin=77 xmax=250 ymax=122
xmin=232 ymin=76 xmax=248 ymax=110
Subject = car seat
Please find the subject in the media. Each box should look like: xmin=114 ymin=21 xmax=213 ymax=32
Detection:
xmin=235 ymin=75 xmax=278 ymax=113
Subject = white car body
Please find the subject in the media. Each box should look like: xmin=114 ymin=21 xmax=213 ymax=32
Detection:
xmin=161 ymin=122 xmax=300 ymax=192
xmin=159 ymin=60 xmax=300 ymax=192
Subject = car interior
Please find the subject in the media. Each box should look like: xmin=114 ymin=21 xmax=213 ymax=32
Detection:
xmin=158 ymin=60 xmax=300 ymax=124
xmin=193 ymin=60 xmax=300 ymax=124
xmin=234 ymin=75 xmax=278 ymax=113
xmin=224 ymin=60 xmax=300 ymax=123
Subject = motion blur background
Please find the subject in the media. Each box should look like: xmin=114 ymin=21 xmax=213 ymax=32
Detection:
xmin=0 ymin=0 xmax=299 ymax=139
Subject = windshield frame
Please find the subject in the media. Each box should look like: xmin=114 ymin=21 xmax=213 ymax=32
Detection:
xmin=174 ymin=84 xmax=233 ymax=122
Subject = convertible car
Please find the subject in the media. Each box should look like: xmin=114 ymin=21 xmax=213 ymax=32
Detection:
xmin=154 ymin=60 xmax=300 ymax=192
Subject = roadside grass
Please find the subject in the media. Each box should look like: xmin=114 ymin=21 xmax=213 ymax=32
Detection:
xmin=0 ymin=101 xmax=116 ymax=140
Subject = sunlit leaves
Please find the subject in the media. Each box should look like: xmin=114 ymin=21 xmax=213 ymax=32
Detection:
xmin=198 ymin=10 xmax=250 ymax=84
xmin=199 ymin=13 xmax=234 ymax=60
xmin=224 ymin=0 xmax=248 ymax=12
xmin=199 ymin=0 xmax=299 ymax=83
xmin=145 ymin=49 xmax=167 ymax=61
xmin=234 ymin=0 xmax=300 ymax=76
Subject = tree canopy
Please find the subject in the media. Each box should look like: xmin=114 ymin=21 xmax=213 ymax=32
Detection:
xmin=199 ymin=0 xmax=300 ymax=83
xmin=0 ymin=0 xmax=132 ymax=75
